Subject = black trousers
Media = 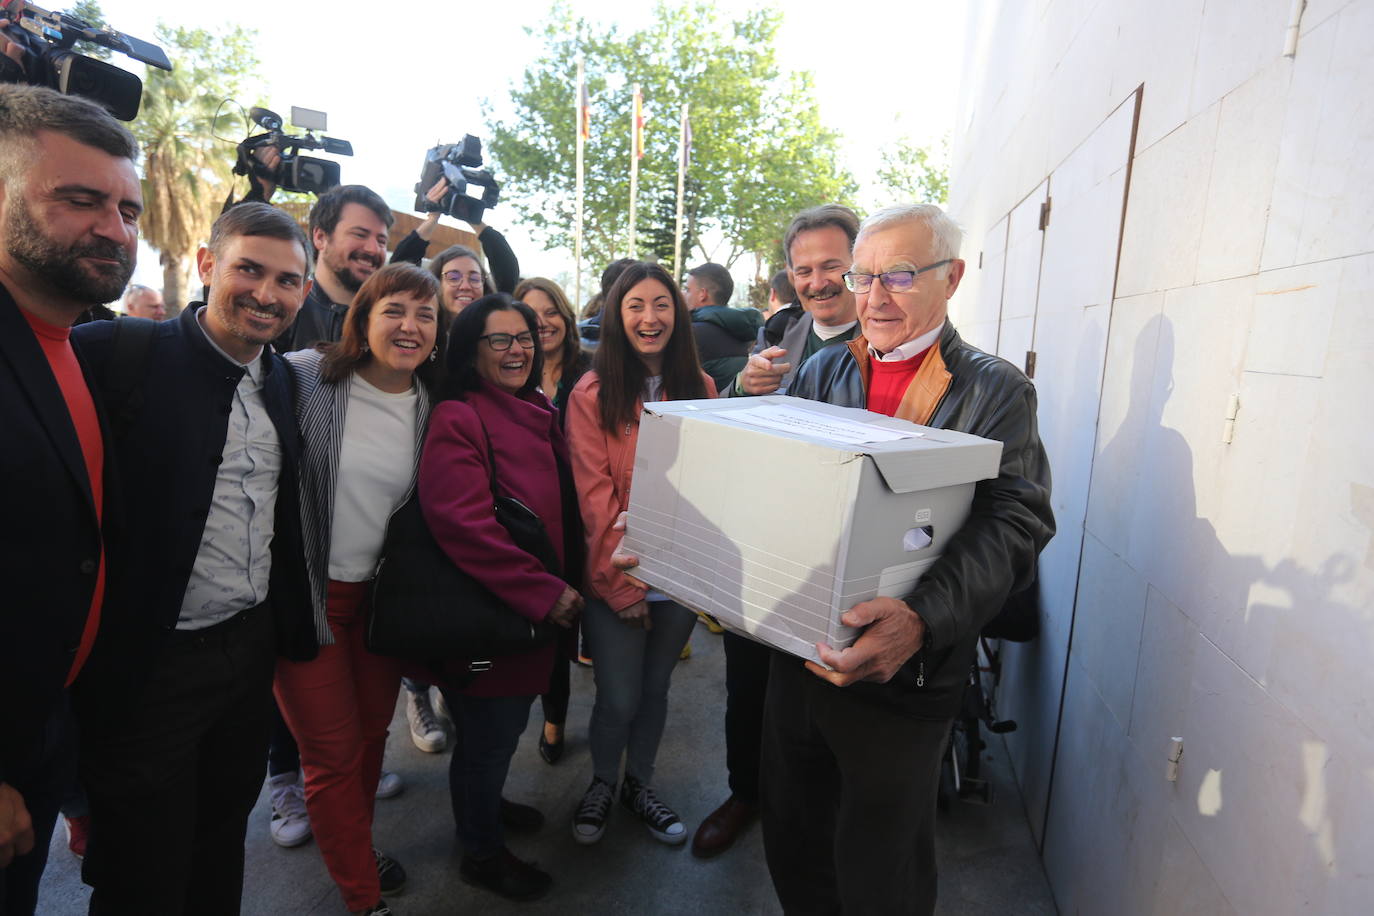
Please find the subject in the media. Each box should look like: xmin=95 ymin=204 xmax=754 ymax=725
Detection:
xmin=722 ymin=630 xmax=771 ymax=804
xmin=81 ymin=603 xmax=276 ymax=916
xmin=539 ymin=626 xmax=576 ymax=727
xmin=0 ymin=695 xmax=77 ymax=916
xmin=761 ymin=653 xmax=950 ymax=916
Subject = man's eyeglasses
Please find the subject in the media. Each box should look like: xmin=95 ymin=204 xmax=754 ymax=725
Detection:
xmin=843 ymin=260 xmax=952 ymax=293
xmin=479 ymin=332 xmax=535 ymax=351
xmin=443 ymin=270 xmax=484 ymax=287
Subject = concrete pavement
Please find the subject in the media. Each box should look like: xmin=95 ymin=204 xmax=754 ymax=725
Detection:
xmin=37 ymin=621 xmax=1056 ymax=914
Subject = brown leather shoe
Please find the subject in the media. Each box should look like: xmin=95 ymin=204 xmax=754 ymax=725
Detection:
xmin=690 ymin=795 xmax=758 ymax=858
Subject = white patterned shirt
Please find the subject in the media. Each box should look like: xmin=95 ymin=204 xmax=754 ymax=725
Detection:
xmin=177 ymin=310 xmax=281 ymax=629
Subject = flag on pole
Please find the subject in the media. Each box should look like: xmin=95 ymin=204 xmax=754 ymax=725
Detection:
xmin=632 ymin=85 xmax=644 ymax=160
xmin=679 ymin=107 xmax=692 ymax=168
xmin=579 ymin=75 xmax=591 ymax=140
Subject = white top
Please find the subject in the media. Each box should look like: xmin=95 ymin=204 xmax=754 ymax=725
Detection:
xmin=812 ymin=318 xmax=858 ymax=341
xmin=328 ymin=373 xmax=420 ymax=581
xmin=869 ymin=323 xmax=942 ymax=362
xmin=180 ymin=309 xmax=280 ymax=629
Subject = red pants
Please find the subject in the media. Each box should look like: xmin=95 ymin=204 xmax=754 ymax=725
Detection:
xmin=274 ymin=580 xmax=401 ymax=911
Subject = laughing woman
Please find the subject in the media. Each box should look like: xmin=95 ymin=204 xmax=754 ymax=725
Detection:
xmin=565 ymin=261 xmax=715 ymax=847
xmin=275 ymin=263 xmax=444 ymax=916
xmin=419 ymin=293 xmax=583 ymax=902
xmin=513 ymin=276 xmax=591 ymax=765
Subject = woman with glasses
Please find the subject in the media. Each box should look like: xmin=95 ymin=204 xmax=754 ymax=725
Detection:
xmin=274 ymin=263 xmax=445 ymax=916
xmin=419 ymin=293 xmax=583 ymax=901
xmin=514 ymin=277 xmax=592 ymax=765
xmin=565 ymin=261 xmax=714 ymax=847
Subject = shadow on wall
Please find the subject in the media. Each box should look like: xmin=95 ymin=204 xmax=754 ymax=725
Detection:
xmin=1059 ymin=312 xmax=1370 ymax=913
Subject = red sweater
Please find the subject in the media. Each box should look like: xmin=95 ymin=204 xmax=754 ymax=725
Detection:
xmin=867 ymin=347 xmax=931 ymax=417
xmin=22 ymin=309 xmax=105 ymax=685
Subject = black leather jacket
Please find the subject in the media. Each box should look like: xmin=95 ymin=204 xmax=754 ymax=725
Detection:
xmin=788 ymin=321 xmax=1055 ymax=719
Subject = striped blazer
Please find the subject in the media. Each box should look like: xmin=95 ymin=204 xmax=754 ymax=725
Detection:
xmin=284 ymin=348 xmax=432 ymax=644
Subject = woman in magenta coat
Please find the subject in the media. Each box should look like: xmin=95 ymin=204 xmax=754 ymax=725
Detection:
xmin=418 ymin=293 xmax=583 ymax=902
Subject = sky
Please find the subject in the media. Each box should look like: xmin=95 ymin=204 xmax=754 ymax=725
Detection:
xmin=94 ymin=0 xmax=965 ymax=294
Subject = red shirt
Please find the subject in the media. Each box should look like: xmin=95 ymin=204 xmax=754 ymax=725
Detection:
xmin=867 ymin=347 xmax=931 ymax=417
xmin=22 ymin=308 xmax=105 ymax=686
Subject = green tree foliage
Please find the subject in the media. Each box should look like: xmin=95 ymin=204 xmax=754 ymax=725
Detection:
xmin=67 ymin=0 xmax=112 ymax=60
xmin=485 ymin=1 xmax=855 ymax=292
xmin=130 ymin=24 xmax=259 ymax=309
xmin=876 ymin=135 xmax=949 ymax=206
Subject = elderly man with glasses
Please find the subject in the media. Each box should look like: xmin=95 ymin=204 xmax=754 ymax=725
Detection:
xmin=766 ymin=203 xmax=1056 ymax=915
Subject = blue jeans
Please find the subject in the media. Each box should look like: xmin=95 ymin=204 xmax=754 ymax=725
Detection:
xmin=582 ymin=598 xmax=695 ymax=786
xmin=439 ymin=691 xmax=534 ymax=858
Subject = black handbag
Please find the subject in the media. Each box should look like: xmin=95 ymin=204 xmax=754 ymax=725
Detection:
xmin=367 ymin=415 xmax=561 ymax=666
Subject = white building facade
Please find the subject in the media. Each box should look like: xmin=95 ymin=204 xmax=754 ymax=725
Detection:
xmin=948 ymin=1 xmax=1374 ymax=912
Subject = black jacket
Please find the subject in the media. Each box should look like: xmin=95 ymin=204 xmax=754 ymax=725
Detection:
xmin=277 ymin=280 xmax=347 ymax=353
xmin=691 ymin=305 xmax=763 ymax=393
xmin=71 ymin=306 xmax=315 ymax=728
xmin=0 ymin=288 xmax=117 ymax=784
xmin=788 ymin=321 xmax=1055 ymax=718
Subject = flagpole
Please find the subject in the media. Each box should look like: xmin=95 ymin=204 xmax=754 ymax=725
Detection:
xmin=574 ymin=56 xmax=586 ymax=310
xmin=628 ymin=84 xmax=641 ymax=259
xmin=673 ymin=102 xmax=688 ymax=278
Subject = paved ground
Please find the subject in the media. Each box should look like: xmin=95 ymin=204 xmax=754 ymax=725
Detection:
xmin=37 ymin=622 xmax=1057 ymax=914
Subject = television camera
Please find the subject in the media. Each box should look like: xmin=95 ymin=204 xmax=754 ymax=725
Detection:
xmin=414 ymin=136 xmax=501 ymax=224
xmin=0 ymin=0 xmax=171 ymax=121
xmin=234 ymin=105 xmax=353 ymax=196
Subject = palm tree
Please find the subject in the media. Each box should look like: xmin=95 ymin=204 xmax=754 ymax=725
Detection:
xmin=131 ymin=25 xmax=259 ymax=311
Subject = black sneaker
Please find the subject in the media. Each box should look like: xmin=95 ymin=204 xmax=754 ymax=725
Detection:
xmin=620 ymin=775 xmax=687 ymax=845
xmin=362 ymin=902 xmax=394 ymax=916
xmin=460 ymin=847 xmax=552 ymax=901
xmin=374 ymin=848 xmax=407 ymax=896
xmin=500 ymin=797 xmax=545 ymax=834
xmin=572 ymin=777 xmax=615 ymax=845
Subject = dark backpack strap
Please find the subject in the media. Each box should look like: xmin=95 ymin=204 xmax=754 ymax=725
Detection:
xmin=102 ymin=316 xmax=158 ymax=441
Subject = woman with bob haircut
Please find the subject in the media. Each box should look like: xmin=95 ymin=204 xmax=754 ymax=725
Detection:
xmin=565 ymin=261 xmax=715 ymax=848
xmin=514 ymin=276 xmax=592 ymax=765
xmin=274 ymin=262 xmax=445 ymax=916
xmin=419 ymin=293 xmax=584 ymax=901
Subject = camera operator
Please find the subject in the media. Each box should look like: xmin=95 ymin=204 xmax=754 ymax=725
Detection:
xmin=392 ymin=177 xmax=519 ymax=313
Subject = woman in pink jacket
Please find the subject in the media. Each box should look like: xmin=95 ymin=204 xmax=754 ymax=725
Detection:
xmin=419 ymin=293 xmax=583 ymax=902
xmin=565 ymin=261 xmax=715 ymax=847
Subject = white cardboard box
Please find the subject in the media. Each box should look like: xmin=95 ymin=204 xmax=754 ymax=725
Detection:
xmin=625 ymin=396 xmax=1002 ymax=663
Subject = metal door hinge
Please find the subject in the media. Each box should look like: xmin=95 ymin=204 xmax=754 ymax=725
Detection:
xmin=1039 ymin=197 xmax=1052 ymax=230
xmin=1025 ymin=350 xmax=1037 ymax=378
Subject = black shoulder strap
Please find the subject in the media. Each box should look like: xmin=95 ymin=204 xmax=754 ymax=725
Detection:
xmin=102 ymin=316 xmax=158 ymax=441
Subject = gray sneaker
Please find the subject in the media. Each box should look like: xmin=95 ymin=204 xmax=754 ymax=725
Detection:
xmin=406 ymin=689 xmax=447 ymax=753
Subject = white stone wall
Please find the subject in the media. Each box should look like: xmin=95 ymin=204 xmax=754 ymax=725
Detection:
xmin=949 ymin=1 xmax=1374 ymax=913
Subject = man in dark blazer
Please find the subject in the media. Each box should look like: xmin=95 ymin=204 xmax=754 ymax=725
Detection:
xmin=71 ymin=203 xmax=316 ymax=915
xmin=0 ymin=85 xmax=140 ymax=915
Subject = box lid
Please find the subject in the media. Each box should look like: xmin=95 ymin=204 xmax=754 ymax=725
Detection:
xmin=642 ymin=396 xmax=1001 ymax=493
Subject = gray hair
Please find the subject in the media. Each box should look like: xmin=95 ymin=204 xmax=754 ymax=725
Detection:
xmin=783 ymin=204 xmax=860 ymax=267
xmin=123 ymin=283 xmax=157 ymax=306
xmin=857 ymin=204 xmax=963 ymax=270
xmin=0 ymin=85 xmax=138 ymax=190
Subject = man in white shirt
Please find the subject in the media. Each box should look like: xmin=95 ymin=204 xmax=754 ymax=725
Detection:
xmin=72 ymin=203 xmax=316 ymax=916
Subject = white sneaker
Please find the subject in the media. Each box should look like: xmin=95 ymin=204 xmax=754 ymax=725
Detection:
xmin=376 ymin=769 xmax=405 ymax=800
xmin=430 ymin=686 xmax=453 ymax=728
xmin=406 ymin=687 xmax=448 ymax=753
xmin=269 ymin=772 xmax=312 ymax=847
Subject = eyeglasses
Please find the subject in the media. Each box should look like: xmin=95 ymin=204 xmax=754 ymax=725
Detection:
xmin=443 ymin=270 xmax=484 ymax=287
xmin=479 ymin=332 xmax=535 ymax=351
xmin=843 ymin=260 xmax=952 ymax=293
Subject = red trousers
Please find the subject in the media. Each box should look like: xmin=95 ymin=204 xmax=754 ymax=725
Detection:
xmin=274 ymin=580 xmax=401 ymax=911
